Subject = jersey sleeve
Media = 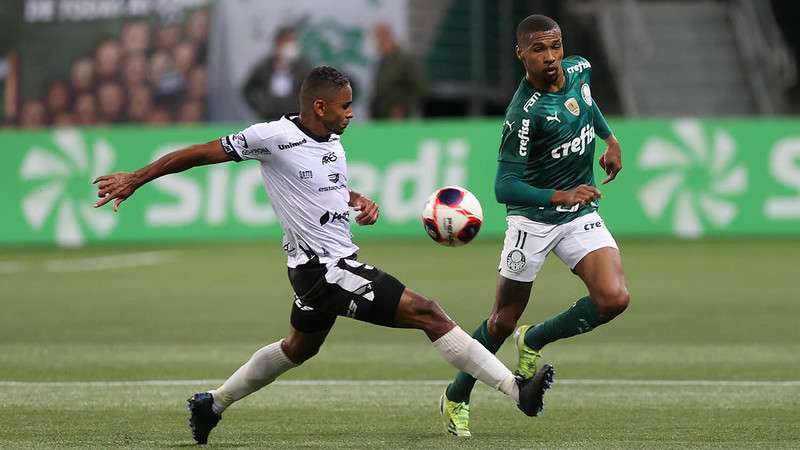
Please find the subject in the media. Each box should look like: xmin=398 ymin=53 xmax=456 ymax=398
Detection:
xmin=219 ymin=122 xmax=280 ymax=162
xmin=497 ymin=110 xmax=534 ymax=164
xmin=592 ymin=101 xmax=612 ymax=140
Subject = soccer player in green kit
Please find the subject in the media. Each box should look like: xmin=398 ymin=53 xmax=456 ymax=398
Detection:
xmin=440 ymin=14 xmax=630 ymax=436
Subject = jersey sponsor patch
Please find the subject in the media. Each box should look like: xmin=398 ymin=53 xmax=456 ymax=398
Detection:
xmin=518 ymin=118 xmax=531 ymax=156
xmin=506 ymin=249 xmax=526 ymax=273
xmin=581 ymin=83 xmax=593 ymax=106
xmin=565 ymin=98 xmax=580 ymax=116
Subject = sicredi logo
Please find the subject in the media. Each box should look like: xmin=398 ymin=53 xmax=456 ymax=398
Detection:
xmin=637 ymin=120 xmax=747 ymax=238
xmin=19 ymin=129 xmax=117 ymax=247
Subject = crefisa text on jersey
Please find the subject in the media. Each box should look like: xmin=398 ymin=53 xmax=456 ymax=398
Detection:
xmin=550 ymin=124 xmax=596 ymax=159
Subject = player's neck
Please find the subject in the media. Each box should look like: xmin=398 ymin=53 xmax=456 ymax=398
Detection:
xmin=297 ymin=113 xmax=331 ymax=140
xmin=527 ymin=72 xmax=565 ymax=93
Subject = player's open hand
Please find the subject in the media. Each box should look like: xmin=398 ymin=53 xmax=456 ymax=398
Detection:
xmin=599 ymin=138 xmax=622 ymax=184
xmin=553 ymin=184 xmax=602 ymax=207
xmin=92 ymin=172 xmax=140 ymax=212
xmin=349 ymin=192 xmax=379 ymax=226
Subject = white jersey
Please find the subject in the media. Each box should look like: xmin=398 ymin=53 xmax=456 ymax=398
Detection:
xmin=220 ymin=114 xmax=359 ymax=268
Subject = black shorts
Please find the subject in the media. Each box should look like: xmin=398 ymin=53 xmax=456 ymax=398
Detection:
xmin=288 ymin=255 xmax=406 ymax=333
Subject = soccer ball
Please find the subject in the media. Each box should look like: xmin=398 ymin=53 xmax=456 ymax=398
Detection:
xmin=421 ymin=186 xmax=483 ymax=247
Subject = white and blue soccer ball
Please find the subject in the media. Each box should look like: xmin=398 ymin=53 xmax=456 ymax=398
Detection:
xmin=421 ymin=186 xmax=483 ymax=247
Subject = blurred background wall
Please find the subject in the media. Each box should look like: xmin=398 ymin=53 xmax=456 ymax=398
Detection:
xmin=1 ymin=0 xmax=799 ymax=247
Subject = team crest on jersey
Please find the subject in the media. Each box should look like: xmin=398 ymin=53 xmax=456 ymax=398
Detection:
xmin=581 ymin=83 xmax=593 ymax=106
xmin=506 ymin=249 xmax=526 ymax=273
xmin=564 ymin=98 xmax=580 ymax=116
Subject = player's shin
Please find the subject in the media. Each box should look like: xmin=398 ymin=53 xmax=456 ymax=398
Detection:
xmin=524 ymin=296 xmax=608 ymax=351
xmin=446 ymin=320 xmax=504 ymax=403
xmin=209 ymin=340 xmax=297 ymax=414
xmin=433 ymin=326 xmax=519 ymax=402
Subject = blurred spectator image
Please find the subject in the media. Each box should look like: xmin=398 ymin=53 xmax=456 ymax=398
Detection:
xmin=156 ymin=22 xmax=181 ymax=53
xmin=121 ymin=20 xmax=150 ymax=55
xmin=122 ymin=53 xmax=149 ymax=89
xmin=70 ymin=57 xmax=95 ymax=95
xmin=178 ymin=100 xmax=204 ymax=123
xmin=19 ymin=100 xmax=47 ymax=128
xmin=52 ymin=112 xmax=76 ymax=127
xmin=74 ymin=93 xmax=98 ymax=125
xmin=243 ymin=27 xmax=311 ymax=120
xmin=185 ymin=9 xmax=210 ymax=63
xmin=369 ymin=23 xmax=426 ymax=120
xmin=94 ymin=40 xmax=124 ymax=82
xmin=186 ymin=66 xmax=208 ymax=101
xmin=97 ymin=82 xmax=126 ymax=123
xmin=126 ymin=84 xmax=155 ymax=122
xmin=173 ymin=42 xmax=198 ymax=77
xmin=146 ymin=106 xmax=173 ymax=125
xmin=149 ymin=49 xmax=184 ymax=107
xmin=44 ymin=79 xmax=72 ymax=118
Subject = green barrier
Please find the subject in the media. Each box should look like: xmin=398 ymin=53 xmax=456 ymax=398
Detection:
xmin=2 ymin=119 xmax=799 ymax=247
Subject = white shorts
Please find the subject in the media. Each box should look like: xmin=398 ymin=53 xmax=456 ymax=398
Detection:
xmin=498 ymin=212 xmax=618 ymax=283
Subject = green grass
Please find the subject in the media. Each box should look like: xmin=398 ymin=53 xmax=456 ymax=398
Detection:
xmin=1 ymin=238 xmax=799 ymax=448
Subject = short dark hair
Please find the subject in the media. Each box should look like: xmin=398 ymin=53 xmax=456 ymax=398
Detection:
xmin=516 ymin=14 xmax=560 ymax=44
xmin=300 ymin=65 xmax=350 ymax=108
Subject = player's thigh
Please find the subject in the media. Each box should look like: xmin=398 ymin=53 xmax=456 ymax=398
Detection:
xmin=552 ymin=212 xmax=619 ymax=272
xmin=497 ymin=216 xmax=558 ymax=284
xmin=320 ymin=257 xmax=406 ymax=327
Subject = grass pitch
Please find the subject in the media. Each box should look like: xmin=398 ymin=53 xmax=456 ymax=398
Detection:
xmin=1 ymin=238 xmax=799 ymax=448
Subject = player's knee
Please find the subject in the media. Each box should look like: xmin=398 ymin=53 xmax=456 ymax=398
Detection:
xmin=487 ymin=313 xmax=517 ymax=341
xmin=596 ymin=286 xmax=629 ymax=318
xmin=281 ymin=337 xmax=320 ymax=364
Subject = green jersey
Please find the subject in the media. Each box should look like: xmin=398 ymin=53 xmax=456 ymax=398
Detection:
xmin=496 ymin=55 xmax=612 ymax=224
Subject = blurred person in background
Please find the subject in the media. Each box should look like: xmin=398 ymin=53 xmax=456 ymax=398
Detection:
xmin=177 ymin=100 xmax=204 ymax=123
xmin=122 ymin=53 xmax=149 ymax=90
xmin=94 ymin=40 xmax=124 ymax=82
xmin=149 ymin=49 xmax=184 ymax=107
xmin=97 ymin=82 xmax=126 ymax=123
xmin=127 ymin=84 xmax=154 ymax=122
xmin=173 ymin=41 xmax=197 ymax=77
xmin=44 ymin=79 xmax=72 ymax=119
xmin=369 ymin=22 xmax=426 ymax=120
xmin=19 ymin=99 xmax=47 ymax=128
xmin=70 ymin=57 xmax=95 ymax=95
xmin=145 ymin=106 xmax=172 ymax=125
xmin=185 ymin=9 xmax=209 ymax=64
xmin=156 ymin=21 xmax=181 ymax=53
xmin=52 ymin=112 xmax=76 ymax=127
xmin=121 ymin=20 xmax=150 ymax=55
xmin=74 ymin=93 xmax=98 ymax=125
xmin=243 ymin=26 xmax=311 ymax=120
xmin=186 ymin=66 xmax=207 ymax=101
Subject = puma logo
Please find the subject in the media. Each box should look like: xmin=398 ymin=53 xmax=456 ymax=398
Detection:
xmin=546 ymin=112 xmax=560 ymax=123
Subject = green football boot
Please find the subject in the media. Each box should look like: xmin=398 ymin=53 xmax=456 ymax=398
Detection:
xmin=514 ymin=324 xmax=543 ymax=379
xmin=439 ymin=389 xmax=471 ymax=437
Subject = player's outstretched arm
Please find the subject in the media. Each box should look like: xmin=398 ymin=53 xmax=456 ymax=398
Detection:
xmin=348 ymin=190 xmax=380 ymax=225
xmin=93 ymin=140 xmax=233 ymax=211
xmin=598 ymin=134 xmax=622 ymax=184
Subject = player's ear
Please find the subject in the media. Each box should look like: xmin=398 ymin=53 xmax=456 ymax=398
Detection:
xmin=515 ymin=44 xmax=522 ymax=61
xmin=313 ymin=98 xmax=326 ymax=117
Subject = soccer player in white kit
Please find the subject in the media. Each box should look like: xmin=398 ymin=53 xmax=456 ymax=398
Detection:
xmin=92 ymin=66 xmax=554 ymax=444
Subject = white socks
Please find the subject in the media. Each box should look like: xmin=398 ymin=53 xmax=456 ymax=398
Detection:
xmin=432 ymin=326 xmax=519 ymax=403
xmin=210 ymin=340 xmax=297 ymax=414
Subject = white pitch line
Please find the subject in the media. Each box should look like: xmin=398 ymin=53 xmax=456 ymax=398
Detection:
xmin=43 ymin=251 xmax=176 ymax=272
xmin=0 ymin=379 xmax=798 ymax=388
xmin=0 ymin=251 xmax=177 ymax=275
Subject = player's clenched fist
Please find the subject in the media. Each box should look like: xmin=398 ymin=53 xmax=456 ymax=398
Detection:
xmin=551 ymin=184 xmax=601 ymax=207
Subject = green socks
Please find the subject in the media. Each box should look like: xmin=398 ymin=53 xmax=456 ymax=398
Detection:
xmin=524 ymin=296 xmax=608 ymax=351
xmin=446 ymin=320 xmax=502 ymax=404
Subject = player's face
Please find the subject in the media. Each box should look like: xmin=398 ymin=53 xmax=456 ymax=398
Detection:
xmin=516 ymin=28 xmax=564 ymax=86
xmin=322 ymin=84 xmax=354 ymax=135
